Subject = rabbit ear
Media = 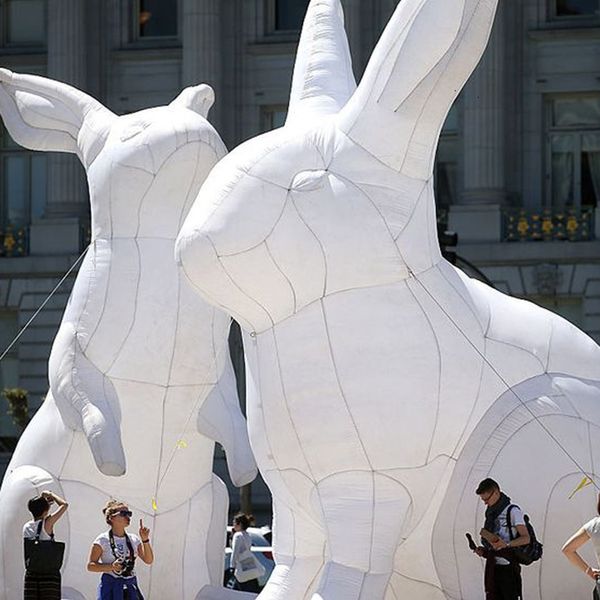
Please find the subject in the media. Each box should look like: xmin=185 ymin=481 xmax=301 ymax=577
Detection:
xmin=170 ymin=83 xmax=215 ymax=118
xmin=286 ymin=0 xmax=356 ymax=127
xmin=336 ymin=0 xmax=498 ymax=178
xmin=0 ymin=69 xmax=116 ymax=167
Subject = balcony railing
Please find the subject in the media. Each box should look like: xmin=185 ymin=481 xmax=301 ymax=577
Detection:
xmin=0 ymin=224 xmax=28 ymax=257
xmin=503 ymin=207 xmax=595 ymax=242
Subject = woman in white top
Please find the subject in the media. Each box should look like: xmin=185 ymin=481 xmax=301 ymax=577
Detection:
xmin=230 ymin=513 xmax=261 ymax=592
xmin=562 ymin=493 xmax=600 ymax=598
xmin=87 ymin=500 xmax=153 ymax=600
xmin=22 ymin=490 xmax=69 ymax=600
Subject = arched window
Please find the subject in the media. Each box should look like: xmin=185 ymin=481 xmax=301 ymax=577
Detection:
xmin=546 ymin=94 xmax=600 ymax=211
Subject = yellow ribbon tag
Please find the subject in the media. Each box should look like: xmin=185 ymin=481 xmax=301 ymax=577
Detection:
xmin=151 ymin=498 xmax=158 ymax=511
xmin=176 ymin=439 xmax=188 ymax=449
xmin=569 ymin=476 xmax=593 ymax=499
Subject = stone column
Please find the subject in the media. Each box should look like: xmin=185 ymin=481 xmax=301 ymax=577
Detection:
xmin=449 ymin=4 xmax=506 ymax=242
xmin=45 ymin=0 xmax=88 ymax=220
xmin=182 ymin=0 xmax=222 ymax=127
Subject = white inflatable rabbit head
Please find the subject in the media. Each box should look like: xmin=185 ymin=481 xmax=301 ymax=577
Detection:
xmin=0 ymin=68 xmax=225 ymax=241
xmin=176 ymin=0 xmax=498 ymax=334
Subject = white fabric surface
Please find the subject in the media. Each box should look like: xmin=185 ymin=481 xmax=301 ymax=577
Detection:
xmin=176 ymin=1 xmax=600 ymax=599
xmin=0 ymin=69 xmax=257 ymax=599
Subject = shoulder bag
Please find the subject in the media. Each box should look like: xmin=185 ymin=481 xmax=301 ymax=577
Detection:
xmin=24 ymin=520 xmax=65 ymax=574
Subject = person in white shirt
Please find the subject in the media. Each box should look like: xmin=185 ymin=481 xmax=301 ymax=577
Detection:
xmin=472 ymin=478 xmax=530 ymax=600
xmin=23 ymin=490 xmax=69 ymax=600
xmin=87 ymin=500 xmax=153 ymax=600
xmin=230 ymin=513 xmax=261 ymax=592
xmin=562 ymin=493 xmax=600 ymax=599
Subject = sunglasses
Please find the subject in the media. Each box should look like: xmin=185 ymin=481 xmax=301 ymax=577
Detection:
xmin=113 ymin=510 xmax=132 ymax=518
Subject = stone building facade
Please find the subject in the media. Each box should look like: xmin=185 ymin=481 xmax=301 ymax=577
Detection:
xmin=0 ymin=0 xmax=599 ymax=513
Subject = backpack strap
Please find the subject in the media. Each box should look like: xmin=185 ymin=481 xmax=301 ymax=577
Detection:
xmin=506 ymin=505 xmax=517 ymax=541
xmin=35 ymin=519 xmax=55 ymax=542
xmin=35 ymin=520 xmax=43 ymax=541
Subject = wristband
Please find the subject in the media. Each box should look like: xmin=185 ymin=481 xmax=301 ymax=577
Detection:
xmin=142 ymin=539 xmax=150 ymax=543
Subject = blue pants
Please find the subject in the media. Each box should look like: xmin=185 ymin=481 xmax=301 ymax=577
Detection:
xmin=97 ymin=573 xmax=144 ymax=600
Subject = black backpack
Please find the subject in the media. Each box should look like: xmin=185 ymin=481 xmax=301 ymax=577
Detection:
xmin=507 ymin=505 xmax=543 ymax=565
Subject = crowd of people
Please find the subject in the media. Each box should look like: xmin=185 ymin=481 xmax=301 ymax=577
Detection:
xmin=23 ymin=494 xmax=153 ymax=600
xmin=21 ymin=481 xmax=600 ymax=600
xmin=22 ymin=494 xmax=265 ymax=600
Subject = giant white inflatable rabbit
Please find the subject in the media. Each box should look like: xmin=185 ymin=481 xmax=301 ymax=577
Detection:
xmin=0 ymin=70 xmax=257 ymax=600
xmin=176 ymin=0 xmax=600 ymax=599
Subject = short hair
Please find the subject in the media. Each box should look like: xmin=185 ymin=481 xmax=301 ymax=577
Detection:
xmin=28 ymin=496 xmax=50 ymax=520
xmin=233 ymin=513 xmax=251 ymax=530
xmin=102 ymin=499 xmax=128 ymax=524
xmin=476 ymin=478 xmax=500 ymax=495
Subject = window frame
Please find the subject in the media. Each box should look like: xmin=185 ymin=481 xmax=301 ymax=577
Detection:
xmin=259 ymin=104 xmax=288 ymax=133
xmin=544 ymin=93 xmax=600 ymax=211
xmin=547 ymin=0 xmax=600 ymax=22
xmin=0 ymin=126 xmax=47 ymax=229
xmin=264 ymin=0 xmax=309 ymax=37
xmin=128 ymin=0 xmax=181 ymax=46
xmin=0 ymin=0 xmax=47 ymax=49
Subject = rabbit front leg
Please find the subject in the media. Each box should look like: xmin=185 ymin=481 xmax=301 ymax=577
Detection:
xmin=309 ymin=471 xmax=411 ymax=600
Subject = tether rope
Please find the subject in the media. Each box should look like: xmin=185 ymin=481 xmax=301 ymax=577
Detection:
xmin=412 ymin=268 xmax=600 ymax=492
xmin=0 ymin=246 xmax=89 ymax=363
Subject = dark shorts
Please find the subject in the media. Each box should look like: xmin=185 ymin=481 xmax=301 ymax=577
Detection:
xmin=23 ymin=570 xmax=61 ymax=600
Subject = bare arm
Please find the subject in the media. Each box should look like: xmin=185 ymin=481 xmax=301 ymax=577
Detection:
xmin=137 ymin=520 xmax=154 ymax=565
xmin=562 ymin=527 xmax=600 ymax=580
xmin=490 ymin=523 xmax=530 ymax=550
xmin=87 ymin=543 xmax=120 ymax=574
xmin=42 ymin=491 xmax=69 ymax=534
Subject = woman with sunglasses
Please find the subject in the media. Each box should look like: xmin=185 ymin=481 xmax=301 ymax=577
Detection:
xmin=87 ymin=500 xmax=154 ymax=599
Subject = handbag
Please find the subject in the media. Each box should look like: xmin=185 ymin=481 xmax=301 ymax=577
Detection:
xmin=24 ymin=520 xmax=65 ymax=574
xmin=234 ymin=544 xmax=266 ymax=583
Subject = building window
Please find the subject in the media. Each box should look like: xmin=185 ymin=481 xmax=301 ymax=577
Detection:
xmin=551 ymin=0 xmax=600 ymax=18
xmin=434 ymin=103 xmax=460 ymax=211
xmin=266 ymin=0 xmax=309 ymax=34
xmin=260 ymin=105 xmax=287 ymax=132
xmin=134 ymin=0 xmax=178 ymax=39
xmin=0 ymin=126 xmax=47 ymax=229
xmin=2 ymin=0 xmax=46 ymax=46
xmin=546 ymin=95 xmax=600 ymax=211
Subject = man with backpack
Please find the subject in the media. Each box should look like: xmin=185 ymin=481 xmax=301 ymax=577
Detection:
xmin=472 ymin=478 xmax=531 ymax=600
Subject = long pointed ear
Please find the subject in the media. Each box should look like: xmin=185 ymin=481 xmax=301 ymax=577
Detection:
xmin=170 ymin=83 xmax=215 ymax=119
xmin=336 ymin=0 xmax=498 ymax=178
xmin=286 ymin=0 xmax=357 ymax=127
xmin=0 ymin=69 xmax=116 ymax=167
